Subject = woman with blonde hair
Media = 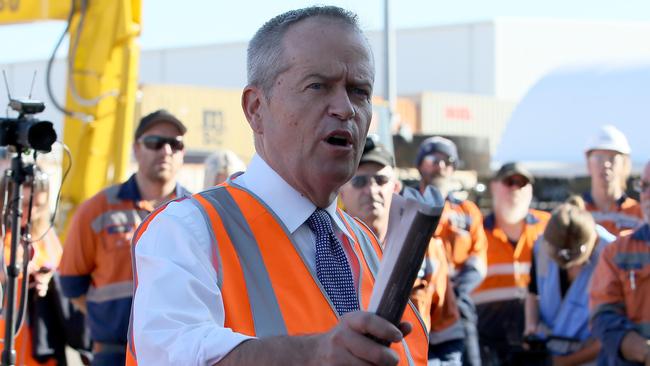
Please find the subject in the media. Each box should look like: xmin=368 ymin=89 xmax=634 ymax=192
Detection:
xmin=524 ymin=196 xmax=615 ymax=366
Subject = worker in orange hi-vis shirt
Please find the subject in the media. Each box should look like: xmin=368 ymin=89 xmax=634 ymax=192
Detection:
xmin=59 ymin=110 xmax=191 ymax=366
xmin=340 ymin=137 xmax=464 ymax=364
xmin=583 ymin=125 xmax=643 ymax=236
xmin=0 ymin=168 xmax=63 ymax=365
xmin=471 ymin=162 xmax=549 ymax=365
xmin=415 ymin=136 xmax=488 ymax=366
xmin=590 ymin=160 xmax=650 ymax=366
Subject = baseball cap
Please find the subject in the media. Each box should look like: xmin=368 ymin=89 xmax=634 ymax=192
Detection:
xmin=135 ymin=109 xmax=187 ymax=139
xmin=415 ymin=136 xmax=459 ymax=168
xmin=494 ymin=162 xmax=534 ymax=184
xmin=585 ymin=125 xmax=631 ymax=155
xmin=360 ymin=137 xmax=395 ymax=167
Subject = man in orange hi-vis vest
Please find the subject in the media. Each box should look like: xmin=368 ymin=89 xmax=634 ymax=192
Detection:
xmin=126 ymin=6 xmax=428 ymax=366
xmin=415 ymin=136 xmax=488 ymax=366
xmin=583 ymin=125 xmax=643 ymax=236
xmin=340 ymin=137 xmax=464 ymax=365
xmin=590 ymin=160 xmax=650 ymax=365
xmin=471 ymin=162 xmax=549 ymax=364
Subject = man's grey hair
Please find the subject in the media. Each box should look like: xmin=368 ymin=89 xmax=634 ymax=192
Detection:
xmin=247 ymin=6 xmax=363 ymax=95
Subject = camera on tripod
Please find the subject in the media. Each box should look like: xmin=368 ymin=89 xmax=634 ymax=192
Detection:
xmin=0 ymin=98 xmax=57 ymax=152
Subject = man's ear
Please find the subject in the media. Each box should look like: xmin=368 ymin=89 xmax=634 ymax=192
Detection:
xmin=242 ymin=85 xmax=265 ymax=134
xmin=393 ymin=179 xmax=403 ymax=193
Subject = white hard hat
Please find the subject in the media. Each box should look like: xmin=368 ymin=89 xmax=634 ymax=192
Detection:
xmin=585 ymin=125 xmax=631 ymax=155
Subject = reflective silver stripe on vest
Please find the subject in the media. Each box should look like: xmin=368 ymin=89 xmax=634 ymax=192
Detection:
xmin=189 ymin=196 xmax=223 ymax=290
xmin=91 ymin=209 xmax=145 ymax=233
xmin=199 ymin=187 xmax=288 ymax=337
xmin=86 ymin=281 xmax=133 ymax=303
xmin=590 ymin=211 xmax=643 ymax=229
xmin=104 ymin=185 xmax=122 ymax=205
xmin=226 ymin=180 xmax=341 ymax=316
xmin=614 ymin=252 xmax=650 ymax=270
xmin=338 ymin=211 xmax=381 ymax=274
xmin=339 ymin=211 xmax=420 ymax=366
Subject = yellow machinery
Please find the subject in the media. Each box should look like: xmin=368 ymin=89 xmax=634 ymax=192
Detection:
xmin=0 ymin=0 xmax=141 ymax=234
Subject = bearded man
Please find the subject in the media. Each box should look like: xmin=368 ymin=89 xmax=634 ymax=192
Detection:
xmin=471 ymin=162 xmax=550 ymax=365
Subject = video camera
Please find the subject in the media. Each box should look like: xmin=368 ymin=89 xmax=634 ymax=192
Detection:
xmin=0 ymin=97 xmax=57 ymax=366
xmin=0 ymin=98 xmax=57 ymax=152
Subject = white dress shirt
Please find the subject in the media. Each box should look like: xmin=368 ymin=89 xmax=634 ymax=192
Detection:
xmin=132 ymin=155 xmax=360 ymax=365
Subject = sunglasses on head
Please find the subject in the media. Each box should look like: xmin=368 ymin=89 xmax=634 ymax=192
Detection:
xmin=350 ymin=174 xmax=390 ymax=189
xmin=553 ymin=243 xmax=587 ymax=262
xmin=139 ymin=135 xmax=184 ymax=152
xmin=502 ymin=175 xmax=529 ymax=189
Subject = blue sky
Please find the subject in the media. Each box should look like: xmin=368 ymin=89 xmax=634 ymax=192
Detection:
xmin=1 ymin=0 xmax=650 ymax=63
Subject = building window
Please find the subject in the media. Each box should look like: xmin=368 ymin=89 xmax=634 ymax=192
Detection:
xmin=203 ymin=110 xmax=224 ymax=145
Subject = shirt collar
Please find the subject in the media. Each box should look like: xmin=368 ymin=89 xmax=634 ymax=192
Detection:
xmin=483 ymin=211 xmax=539 ymax=231
xmin=117 ymin=174 xmax=142 ymax=201
xmin=583 ymin=191 xmax=629 ymax=207
xmin=234 ymin=154 xmax=352 ymax=239
xmin=117 ymin=174 xmax=191 ymax=203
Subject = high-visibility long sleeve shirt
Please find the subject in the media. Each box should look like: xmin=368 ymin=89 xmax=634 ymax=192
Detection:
xmin=590 ymin=223 xmax=650 ymax=365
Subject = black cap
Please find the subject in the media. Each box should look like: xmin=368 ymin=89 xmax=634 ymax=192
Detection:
xmin=494 ymin=162 xmax=534 ymax=184
xmin=360 ymin=137 xmax=395 ymax=167
xmin=135 ymin=109 xmax=187 ymax=139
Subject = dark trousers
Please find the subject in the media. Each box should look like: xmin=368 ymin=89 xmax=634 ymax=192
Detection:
xmin=92 ymin=351 xmax=126 ymax=366
xmin=456 ymin=294 xmax=481 ymax=366
xmin=477 ymin=300 xmax=526 ymax=366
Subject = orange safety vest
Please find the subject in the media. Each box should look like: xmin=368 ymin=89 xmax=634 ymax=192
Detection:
xmin=410 ymin=237 xmax=463 ymax=345
xmin=584 ymin=193 xmax=643 ymax=236
xmin=435 ymin=197 xmax=488 ymax=272
xmin=126 ymin=183 xmax=428 ymax=365
xmin=472 ymin=209 xmax=550 ymax=305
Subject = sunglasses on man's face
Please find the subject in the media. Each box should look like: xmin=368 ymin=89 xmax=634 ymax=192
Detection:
xmin=423 ymin=154 xmax=452 ymax=167
xmin=139 ymin=135 xmax=184 ymax=152
xmin=501 ymin=176 xmax=529 ymax=189
xmin=350 ymin=174 xmax=390 ymax=189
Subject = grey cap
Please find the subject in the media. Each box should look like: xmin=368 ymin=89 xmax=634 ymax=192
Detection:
xmin=360 ymin=137 xmax=395 ymax=167
xmin=415 ymin=136 xmax=459 ymax=167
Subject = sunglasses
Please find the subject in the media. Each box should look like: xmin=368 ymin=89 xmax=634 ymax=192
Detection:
xmin=139 ymin=135 xmax=184 ymax=152
xmin=553 ymin=244 xmax=587 ymax=262
xmin=350 ymin=174 xmax=390 ymax=189
xmin=502 ymin=176 xmax=529 ymax=189
xmin=633 ymin=179 xmax=650 ymax=193
xmin=423 ymin=154 xmax=453 ymax=166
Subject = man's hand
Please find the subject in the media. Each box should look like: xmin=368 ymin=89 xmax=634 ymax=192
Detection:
xmin=311 ymin=311 xmax=409 ymax=366
xmin=217 ymin=311 xmax=412 ymax=366
xmin=620 ymin=331 xmax=649 ymax=364
xmin=30 ymin=267 xmax=54 ymax=297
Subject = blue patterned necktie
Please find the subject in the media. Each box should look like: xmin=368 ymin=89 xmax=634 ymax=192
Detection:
xmin=306 ymin=209 xmax=360 ymax=315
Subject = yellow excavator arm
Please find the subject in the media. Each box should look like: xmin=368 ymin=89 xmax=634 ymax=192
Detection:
xmin=0 ymin=0 xmax=141 ymax=236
